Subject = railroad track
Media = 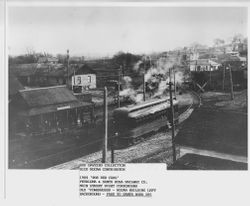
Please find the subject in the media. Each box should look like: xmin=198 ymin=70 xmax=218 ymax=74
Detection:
xmin=10 ymin=91 xmax=201 ymax=169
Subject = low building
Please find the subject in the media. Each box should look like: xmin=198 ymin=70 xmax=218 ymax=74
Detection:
xmin=11 ymin=85 xmax=94 ymax=135
xmin=38 ymin=56 xmax=59 ymax=64
xmin=190 ymin=59 xmax=221 ymax=72
xmin=71 ymin=64 xmax=97 ymax=93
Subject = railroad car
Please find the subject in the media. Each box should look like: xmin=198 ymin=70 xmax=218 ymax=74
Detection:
xmin=113 ymin=97 xmax=178 ymax=146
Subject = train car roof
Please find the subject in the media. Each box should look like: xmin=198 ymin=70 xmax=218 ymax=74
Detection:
xmin=115 ymin=97 xmax=170 ymax=113
xmin=129 ymin=99 xmax=178 ymax=119
xmin=113 ymin=97 xmax=178 ymax=119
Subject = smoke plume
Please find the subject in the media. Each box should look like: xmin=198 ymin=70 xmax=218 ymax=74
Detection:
xmin=119 ymin=55 xmax=184 ymax=103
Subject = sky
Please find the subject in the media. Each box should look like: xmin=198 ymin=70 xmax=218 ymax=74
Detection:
xmin=8 ymin=7 xmax=247 ymax=57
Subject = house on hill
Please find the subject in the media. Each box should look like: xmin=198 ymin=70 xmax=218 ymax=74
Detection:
xmin=189 ymin=59 xmax=221 ymax=72
xmin=216 ymin=54 xmax=247 ymax=70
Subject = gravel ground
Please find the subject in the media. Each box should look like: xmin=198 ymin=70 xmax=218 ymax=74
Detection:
xmin=142 ymin=90 xmax=247 ymax=168
xmin=201 ymin=90 xmax=247 ymax=112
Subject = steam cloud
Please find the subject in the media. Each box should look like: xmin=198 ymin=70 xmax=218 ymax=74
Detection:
xmin=119 ymin=55 xmax=184 ymax=103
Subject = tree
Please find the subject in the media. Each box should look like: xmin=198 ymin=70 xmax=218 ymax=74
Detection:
xmin=190 ymin=42 xmax=207 ymax=50
xmin=213 ymin=38 xmax=225 ymax=47
xmin=112 ymin=51 xmax=142 ymax=73
xmin=231 ymin=34 xmax=244 ymax=44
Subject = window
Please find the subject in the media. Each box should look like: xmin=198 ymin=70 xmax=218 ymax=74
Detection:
xmin=77 ymin=76 xmax=81 ymax=85
xmin=88 ymin=76 xmax=91 ymax=83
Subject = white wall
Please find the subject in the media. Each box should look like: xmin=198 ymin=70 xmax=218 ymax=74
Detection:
xmin=71 ymin=74 xmax=96 ymax=89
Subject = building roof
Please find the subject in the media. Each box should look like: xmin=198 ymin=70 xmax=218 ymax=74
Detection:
xmin=19 ymin=86 xmax=78 ymax=108
xmin=216 ymin=54 xmax=246 ymax=64
xmin=19 ymin=101 xmax=92 ymax=116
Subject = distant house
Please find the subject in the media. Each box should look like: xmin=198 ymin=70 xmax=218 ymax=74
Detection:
xmin=9 ymin=63 xmax=75 ymax=87
xmin=71 ymin=64 xmax=97 ymax=93
xmin=189 ymin=52 xmax=199 ymax=60
xmin=38 ymin=57 xmax=59 ymax=64
xmin=216 ymin=54 xmax=247 ymax=70
xmin=190 ymin=59 xmax=221 ymax=72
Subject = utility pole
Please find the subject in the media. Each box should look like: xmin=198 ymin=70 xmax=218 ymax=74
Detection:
xmin=173 ymin=68 xmax=176 ymax=98
xmin=229 ymin=64 xmax=234 ymax=100
xmin=222 ymin=64 xmax=225 ymax=91
xmin=117 ymin=68 xmax=121 ymax=108
xmin=67 ymin=49 xmax=70 ymax=88
xmin=143 ymin=57 xmax=146 ymax=101
xmin=168 ymin=68 xmax=176 ymax=163
xmin=209 ymin=64 xmax=212 ymax=90
xmin=143 ymin=74 xmax=146 ymax=101
xmin=102 ymin=87 xmax=108 ymax=163
xmin=72 ymin=68 xmax=75 ymax=91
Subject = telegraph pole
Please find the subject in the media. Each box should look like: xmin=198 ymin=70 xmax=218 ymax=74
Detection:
xmin=168 ymin=68 xmax=176 ymax=163
xmin=173 ymin=68 xmax=176 ymax=98
xmin=72 ymin=68 xmax=75 ymax=91
xmin=117 ymin=68 xmax=121 ymax=108
xmin=209 ymin=64 xmax=212 ymax=89
xmin=102 ymin=87 xmax=108 ymax=163
xmin=222 ymin=64 xmax=225 ymax=91
xmin=143 ymin=57 xmax=146 ymax=101
xmin=143 ymin=74 xmax=146 ymax=101
xmin=67 ymin=49 xmax=70 ymax=88
xmin=229 ymin=64 xmax=234 ymax=100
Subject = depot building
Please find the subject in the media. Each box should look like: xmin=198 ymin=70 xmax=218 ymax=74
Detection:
xmin=10 ymin=85 xmax=94 ymax=134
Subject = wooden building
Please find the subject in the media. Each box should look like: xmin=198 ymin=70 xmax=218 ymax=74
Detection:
xmin=11 ymin=85 xmax=94 ymax=135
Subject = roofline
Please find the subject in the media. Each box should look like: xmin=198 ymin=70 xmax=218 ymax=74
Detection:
xmin=19 ymin=85 xmax=67 ymax=92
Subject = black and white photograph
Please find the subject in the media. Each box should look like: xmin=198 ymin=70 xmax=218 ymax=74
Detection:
xmin=7 ymin=4 xmax=247 ymax=171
